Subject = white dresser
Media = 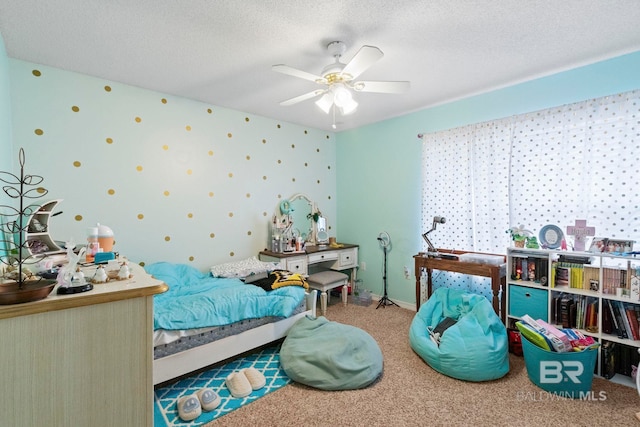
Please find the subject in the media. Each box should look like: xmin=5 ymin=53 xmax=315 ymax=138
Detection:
xmin=259 ymin=243 xmax=358 ymax=285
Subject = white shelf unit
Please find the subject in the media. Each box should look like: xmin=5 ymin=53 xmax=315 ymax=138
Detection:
xmin=21 ymin=199 xmax=64 ymax=258
xmin=506 ymin=247 xmax=640 ymax=387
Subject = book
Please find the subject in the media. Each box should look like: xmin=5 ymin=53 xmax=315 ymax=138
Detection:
xmin=516 ymin=321 xmax=553 ymax=351
xmin=538 ymin=258 xmax=549 ymax=286
xmin=537 ymin=319 xmax=572 ymax=351
xmin=601 ymin=341 xmax=616 ymax=379
xmin=625 ymin=306 xmax=639 ymax=340
xmin=602 ymin=300 xmax=613 ymax=334
xmin=606 ymin=299 xmax=625 ymax=338
xmin=617 ymin=301 xmax=633 ymax=340
xmin=520 ymin=315 xmax=571 ymax=352
xmin=612 ymin=300 xmax=630 ymax=339
xmin=560 ymin=296 xmax=574 ymax=329
xmin=554 ymin=295 xmax=563 ymax=326
xmin=586 ymin=300 xmax=598 ymax=332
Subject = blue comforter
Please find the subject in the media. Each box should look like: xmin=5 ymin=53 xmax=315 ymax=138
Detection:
xmin=146 ymin=262 xmax=306 ymax=331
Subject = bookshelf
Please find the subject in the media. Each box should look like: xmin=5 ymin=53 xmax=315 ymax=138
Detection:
xmin=506 ymin=247 xmax=640 ymax=387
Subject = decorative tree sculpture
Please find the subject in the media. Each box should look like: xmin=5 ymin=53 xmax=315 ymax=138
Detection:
xmin=0 ymin=148 xmax=56 ymax=303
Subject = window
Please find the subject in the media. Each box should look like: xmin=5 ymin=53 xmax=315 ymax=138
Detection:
xmin=421 ymin=89 xmax=640 ymax=256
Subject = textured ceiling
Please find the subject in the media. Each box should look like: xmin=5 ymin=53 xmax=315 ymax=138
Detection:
xmin=1 ymin=0 xmax=640 ymax=132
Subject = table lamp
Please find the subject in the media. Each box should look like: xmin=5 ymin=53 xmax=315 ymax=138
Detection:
xmin=422 ymin=216 xmax=446 ymax=253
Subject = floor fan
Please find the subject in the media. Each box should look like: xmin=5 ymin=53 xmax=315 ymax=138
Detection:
xmin=376 ymin=231 xmax=399 ymax=309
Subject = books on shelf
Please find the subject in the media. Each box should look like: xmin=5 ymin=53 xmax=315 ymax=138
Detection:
xmin=601 ymin=341 xmax=640 ymax=379
xmin=551 ymin=294 xmax=598 ymax=332
xmin=602 ymin=299 xmax=640 ymax=341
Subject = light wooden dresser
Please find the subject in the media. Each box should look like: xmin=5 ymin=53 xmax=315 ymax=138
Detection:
xmin=0 ymin=262 xmax=167 ymax=427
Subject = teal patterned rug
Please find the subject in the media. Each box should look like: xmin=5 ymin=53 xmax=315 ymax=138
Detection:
xmin=154 ymin=346 xmax=291 ymax=426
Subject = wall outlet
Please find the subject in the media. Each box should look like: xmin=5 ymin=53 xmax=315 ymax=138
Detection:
xmin=403 ymin=265 xmax=410 ymax=279
xmin=360 ymin=261 xmax=366 ymax=271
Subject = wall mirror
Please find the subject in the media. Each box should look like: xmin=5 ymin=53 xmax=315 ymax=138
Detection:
xmin=275 ymin=193 xmax=320 ymax=243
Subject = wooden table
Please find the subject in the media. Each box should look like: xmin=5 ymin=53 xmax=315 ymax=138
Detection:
xmin=414 ymin=249 xmax=507 ymax=323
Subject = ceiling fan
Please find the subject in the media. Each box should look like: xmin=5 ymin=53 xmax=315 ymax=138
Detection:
xmin=272 ymin=41 xmax=410 ymax=125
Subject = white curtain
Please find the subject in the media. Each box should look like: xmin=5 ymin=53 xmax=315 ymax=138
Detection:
xmin=420 ymin=89 xmax=640 ymax=297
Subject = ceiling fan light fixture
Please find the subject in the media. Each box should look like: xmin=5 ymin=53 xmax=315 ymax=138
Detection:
xmin=339 ymin=98 xmax=358 ymax=115
xmin=315 ymin=92 xmax=333 ymax=114
xmin=333 ymin=84 xmax=357 ymax=115
xmin=332 ymin=84 xmax=352 ymax=107
xmin=273 ymin=41 xmax=408 ymax=123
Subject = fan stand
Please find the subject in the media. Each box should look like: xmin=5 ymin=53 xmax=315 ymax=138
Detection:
xmin=377 ymin=232 xmax=399 ymax=309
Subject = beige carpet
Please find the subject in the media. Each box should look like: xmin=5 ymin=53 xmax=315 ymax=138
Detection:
xmin=205 ymin=299 xmax=640 ymax=426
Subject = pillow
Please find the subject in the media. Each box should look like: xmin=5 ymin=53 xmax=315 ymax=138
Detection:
xmin=210 ymin=256 xmax=279 ymax=278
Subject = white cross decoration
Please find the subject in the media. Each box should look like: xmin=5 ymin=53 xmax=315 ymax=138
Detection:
xmin=566 ymin=219 xmax=595 ymax=252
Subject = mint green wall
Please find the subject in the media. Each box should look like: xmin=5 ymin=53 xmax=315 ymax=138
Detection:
xmin=8 ymin=59 xmax=337 ymax=270
xmin=0 ymin=34 xmax=12 ymax=258
xmin=337 ymin=51 xmax=640 ymax=307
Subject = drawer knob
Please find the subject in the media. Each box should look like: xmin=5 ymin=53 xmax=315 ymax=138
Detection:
xmin=525 ymin=293 xmax=531 ymax=298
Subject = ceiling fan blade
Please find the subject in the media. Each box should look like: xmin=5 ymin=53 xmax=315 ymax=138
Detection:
xmin=352 ymin=80 xmax=410 ymax=94
xmin=341 ymin=45 xmax=384 ymax=79
xmin=272 ymin=64 xmax=326 ymax=83
xmin=279 ymin=89 xmax=326 ymax=106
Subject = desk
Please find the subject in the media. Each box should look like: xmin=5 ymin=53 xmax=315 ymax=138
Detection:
xmin=414 ymin=249 xmax=506 ymax=323
xmin=259 ymin=243 xmax=358 ymax=286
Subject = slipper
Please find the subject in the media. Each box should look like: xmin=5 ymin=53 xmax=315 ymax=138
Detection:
xmin=177 ymin=394 xmax=201 ymax=421
xmin=242 ymin=367 xmax=266 ymax=390
xmin=225 ymin=371 xmax=252 ymax=398
xmin=196 ymin=388 xmax=221 ymax=411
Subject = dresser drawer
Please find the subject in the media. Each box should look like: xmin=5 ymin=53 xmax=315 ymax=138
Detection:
xmin=284 ymin=257 xmax=307 ymax=275
xmin=308 ymin=251 xmax=338 ymax=264
xmin=335 ymin=248 xmax=357 ymax=269
xmin=509 ymin=285 xmax=548 ymax=321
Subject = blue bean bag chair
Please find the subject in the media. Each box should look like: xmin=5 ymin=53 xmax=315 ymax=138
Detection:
xmin=280 ymin=316 xmax=383 ymax=390
xmin=409 ymin=287 xmax=509 ymax=382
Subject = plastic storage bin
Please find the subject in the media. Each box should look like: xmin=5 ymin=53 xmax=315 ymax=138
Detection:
xmin=521 ymin=332 xmax=598 ymax=398
xmin=352 ymin=289 xmax=372 ymax=306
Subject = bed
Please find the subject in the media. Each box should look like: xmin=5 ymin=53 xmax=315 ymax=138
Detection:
xmin=146 ymin=259 xmax=317 ymax=385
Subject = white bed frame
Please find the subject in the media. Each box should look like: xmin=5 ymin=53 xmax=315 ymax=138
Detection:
xmin=153 ymin=289 xmax=317 ymax=385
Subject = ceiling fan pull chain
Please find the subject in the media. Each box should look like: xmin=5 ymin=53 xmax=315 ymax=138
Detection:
xmin=332 ymin=103 xmax=337 ymax=129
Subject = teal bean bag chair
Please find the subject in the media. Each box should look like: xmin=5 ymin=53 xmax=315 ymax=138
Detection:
xmin=409 ymin=287 xmax=509 ymax=382
xmin=280 ymin=316 xmax=383 ymax=390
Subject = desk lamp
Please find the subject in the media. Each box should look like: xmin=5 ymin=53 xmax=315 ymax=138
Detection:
xmin=422 ymin=216 xmax=446 ymax=255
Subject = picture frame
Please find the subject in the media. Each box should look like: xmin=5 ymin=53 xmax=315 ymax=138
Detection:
xmin=603 ymin=239 xmax=635 ymax=254
xmin=588 ymin=237 xmax=635 ymax=254
xmin=588 ymin=237 xmax=607 ymax=253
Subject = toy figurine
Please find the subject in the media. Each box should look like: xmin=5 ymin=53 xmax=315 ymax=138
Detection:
xmin=118 ymin=261 xmax=131 ymax=280
xmin=92 ymin=265 xmax=108 ymax=284
xmin=71 ymin=267 xmax=85 ymax=285
xmin=57 ymin=240 xmax=86 ymax=288
xmin=525 ymin=236 xmax=539 ymax=249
